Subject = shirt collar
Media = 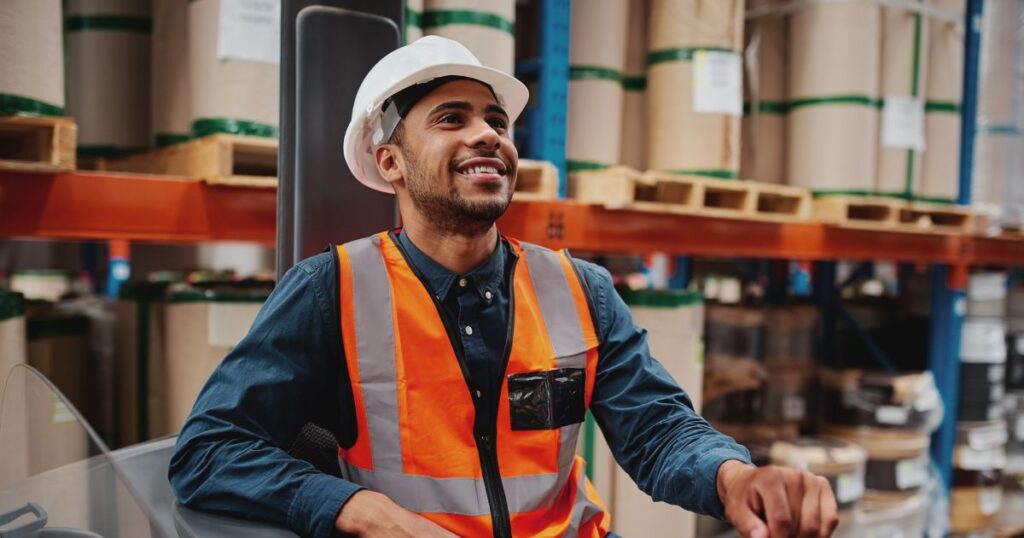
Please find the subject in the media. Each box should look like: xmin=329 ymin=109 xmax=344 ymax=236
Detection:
xmin=395 ymin=229 xmax=508 ymax=301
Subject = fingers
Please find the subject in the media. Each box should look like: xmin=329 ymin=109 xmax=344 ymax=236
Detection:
xmin=728 ymin=497 xmax=770 ymax=538
xmin=796 ymin=473 xmax=822 ymax=538
xmin=817 ymin=476 xmax=840 ymax=538
xmin=760 ymin=469 xmax=795 ymax=538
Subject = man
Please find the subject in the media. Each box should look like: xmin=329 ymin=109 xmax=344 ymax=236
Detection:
xmin=170 ymin=36 xmax=838 ymax=538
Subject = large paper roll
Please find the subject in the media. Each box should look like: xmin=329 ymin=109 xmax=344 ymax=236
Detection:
xmin=620 ymin=0 xmax=648 ymax=171
xmin=788 ymin=3 xmax=881 ymax=193
xmin=647 ymin=0 xmax=745 ymax=178
xmin=423 ymin=0 xmax=514 ymax=74
xmin=741 ymin=0 xmax=787 ymax=183
xmin=920 ymin=0 xmax=963 ymax=202
xmin=189 ymin=0 xmax=280 ymax=138
xmin=567 ymin=0 xmax=629 ymax=171
xmin=876 ymin=5 xmax=929 ymax=198
xmin=65 ymin=0 xmax=151 ymax=156
xmin=152 ymin=0 xmax=190 ymax=146
xmin=0 ymin=0 xmax=64 ymax=115
xmin=406 ymin=0 xmax=423 ymax=43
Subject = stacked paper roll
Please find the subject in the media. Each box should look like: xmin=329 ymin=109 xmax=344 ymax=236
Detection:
xmin=0 ymin=0 xmax=64 ymax=115
xmin=0 ymin=292 xmax=28 ymax=486
xmin=876 ymin=5 xmax=929 ymax=198
xmin=920 ymin=0 xmax=964 ymax=202
xmin=151 ymin=0 xmax=190 ymax=146
xmin=189 ymin=0 xmax=280 ymax=138
xmin=647 ymin=0 xmax=745 ymax=178
xmin=405 ymin=0 xmax=423 ymax=43
xmin=567 ymin=0 xmax=629 ymax=171
xmin=972 ymin=0 xmax=1024 ymax=227
xmin=65 ymin=0 xmax=151 ymax=156
xmin=788 ymin=3 xmax=881 ymax=193
xmin=951 ymin=421 xmax=1007 ymax=533
xmin=423 ymin=0 xmax=514 ymax=74
xmin=619 ymin=0 xmax=648 ymax=171
xmin=741 ymin=0 xmax=787 ymax=183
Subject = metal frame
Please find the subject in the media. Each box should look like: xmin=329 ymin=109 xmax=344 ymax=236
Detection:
xmin=525 ymin=0 xmax=571 ymax=197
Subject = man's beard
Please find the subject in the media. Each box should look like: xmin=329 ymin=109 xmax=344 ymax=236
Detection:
xmin=404 ymin=150 xmax=515 ymax=237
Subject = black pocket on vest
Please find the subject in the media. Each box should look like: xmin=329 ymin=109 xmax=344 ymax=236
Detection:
xmin=508 ymin=368 xmax=586 ymax=430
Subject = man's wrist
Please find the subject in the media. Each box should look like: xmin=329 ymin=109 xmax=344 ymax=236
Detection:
xmin=716 ymin=459 xmax=755 ymax=502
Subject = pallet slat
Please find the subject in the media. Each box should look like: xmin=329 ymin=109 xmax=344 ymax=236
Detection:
xmin=813 ymin=195 xmax=977 ymax=234
xmin=0 ymin=116 xmax=76 ymax=172
xmin=569 ymin=168 xmax=812 ymax=221
xmin=105 ymin=134 xmax=277 ymax=184
xmin=513 ymin=159 xmax=559 ymax=201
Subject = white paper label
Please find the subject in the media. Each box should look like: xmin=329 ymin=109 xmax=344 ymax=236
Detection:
xmin=957 ymin=447 xmax=1006 ymax=470
xmin=783 ymin=395 xmax=806 ymax=421
xmin=980 ymin=487 xmax=1003 ymax=515
xmin=876 ymin=405 xmax=910 ymax=425
xmin=208 ymin=303 xmax=262 ymax=347
xmin=217 ymin=0 xmax=281 ymax=64
xmin=895 ymin=455 xmax=930 ymax=490
xmin=881 ymin=96 xmax=925 ymax=150
xmin=969 ymin=425 xmax=1009 ymax=449
xmin=835 ymin=470 xmax=864 ymax=504
xmin=693 ymin=50 xmax=743 ymax=116
xmin=969 ymin=273 xmax=1007 ymax=301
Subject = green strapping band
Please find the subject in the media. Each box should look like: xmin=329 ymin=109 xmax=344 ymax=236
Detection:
xmin=743 ymin=101 xmax=789 ymax=115
xmin=154 ymin=133 xmax=191 ymax=148
xmin=622 ymin=76 xmax=647 ymax=92
xmin=568 ymin=160 xmax=613 ymax=172
xmin=903 ymin=7 xmax=924 ymax=201
xmin=78 ymin=145 xmax=148 ymax=158
xmin=0 ymin=292 xmax=25 ymax=322
xmin=66 ymin=15 xmax=152 ymax=34
xmin=788 ymin=95 xmax=882 ymax=110
xmin=646 ymin=47 xmax=738 ymax=66
xmin=618 ymin=287 xmax=703 ymax=308
xmin=875 ymin=190 xmax=915 ymax=201
xmin=0 ymin=93 xmax=65 ymax=117
xmin=569 ymin=66 xmax=622 ymax=83
xmin=811 ymin=189 xmax=876 ymax=197
xmin=420 ymin=10 xmax=514 ymax=35
xmin=405 ymin=7 xmax=422 ymax=28
xmin=978 ymin=124 xmax=1023 ymax=136
xmin=669 ymin=169 xmax=738 ymax=180
xmin=925 ymin=101 xmax=960 ymax=113
xmin=915 ymin=195 xmax=956 ymax=205
xmin=192 ymin=118 xmax=278 ymax=138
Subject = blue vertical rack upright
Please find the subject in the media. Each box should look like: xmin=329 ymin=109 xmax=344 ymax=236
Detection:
xmin=930 ymin=0 xmax=984 ymax=491
xmin=523 ymin=0 xmax=571 ymax=197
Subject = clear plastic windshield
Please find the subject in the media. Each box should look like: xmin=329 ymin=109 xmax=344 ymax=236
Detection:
xmin=0 ymin=364 xmax=171 ymax=538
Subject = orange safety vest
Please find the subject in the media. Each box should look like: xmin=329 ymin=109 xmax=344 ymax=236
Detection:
xmin=335 ymin=231 xmax=610 ymax=537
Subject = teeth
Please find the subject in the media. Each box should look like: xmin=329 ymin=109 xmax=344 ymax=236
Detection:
xmin=462 ymin=165 xmax=500 ymax=175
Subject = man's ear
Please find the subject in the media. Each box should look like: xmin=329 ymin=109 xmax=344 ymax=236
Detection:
xmin=374 ymin=144 xmax=404 ymax=188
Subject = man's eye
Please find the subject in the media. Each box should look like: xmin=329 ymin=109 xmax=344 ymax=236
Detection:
xmin=439 ymin=114 xmax=461 ymax=124
xmin=488 ymin=118 xmax=508 ymax=130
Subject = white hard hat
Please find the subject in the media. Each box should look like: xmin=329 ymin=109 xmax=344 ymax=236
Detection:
xmin=343 ymin=36 xmax=530 ymax=194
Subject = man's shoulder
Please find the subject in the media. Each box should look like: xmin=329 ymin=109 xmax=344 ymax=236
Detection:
xmin=293 ymin=250 xmax=336 ymax=276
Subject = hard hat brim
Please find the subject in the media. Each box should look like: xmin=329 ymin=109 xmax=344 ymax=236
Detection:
xmin=344 ymin=63 xmax=530 ymax=194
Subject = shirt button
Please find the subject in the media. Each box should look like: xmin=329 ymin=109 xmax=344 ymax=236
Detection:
xmin=484 ymin=290 xmax=493 ymax=301
xmin=459 ymin=278 xmax=468 ymax=288
xmin=464 ymin=326 xmax=473 ymax=336
xmin=475 ymin=389 xmax=482 ymax=398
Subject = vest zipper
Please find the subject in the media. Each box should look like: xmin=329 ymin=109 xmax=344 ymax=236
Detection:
xmin=388 ymin=232 xmax=516 ymax=538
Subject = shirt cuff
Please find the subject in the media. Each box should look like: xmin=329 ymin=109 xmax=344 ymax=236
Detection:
xmin=695 ymin=447 xmax=752 ymax=520
xmin=287 ymin=472 xmax=365 ymax=538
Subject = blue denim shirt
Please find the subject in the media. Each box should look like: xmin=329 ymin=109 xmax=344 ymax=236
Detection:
xmin=169 ymin=231 xmax=751 ymax=538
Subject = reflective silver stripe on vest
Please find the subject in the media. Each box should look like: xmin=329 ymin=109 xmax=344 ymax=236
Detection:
xmin=340 ymin=236 xmax=597 ymax=525
xmin=346 ymin=236 xmax=403 ymax=472
xmin=563 ymin=467 xmax=605 ymax=538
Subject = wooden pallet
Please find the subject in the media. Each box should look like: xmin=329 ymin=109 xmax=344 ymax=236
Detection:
xmin=513 ymin=159 xmax=559 ymax=201
xmin=568 ymin=168 xmax=812 ymax=221
xmin=814 ymin=195 xmax=977 ymax=234
xmin=105 ymin=134 xmax=278 ymax=187
xmin=0 ymin=116 xmax=76 ymax=172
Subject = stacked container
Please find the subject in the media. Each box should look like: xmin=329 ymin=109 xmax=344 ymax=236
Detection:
xmin=960 ymin=273 xmax=1008 ymax=424
xmin=920 ymin=0 xmax=964 ymax=203
xmin=423 ymin=0 xmax=515 ymax=74
xmin=619 ymin=1 xmax=648 ymax=171
xmin=151 ymin=0 xmax=191 ymax=146
xmin=741 ymin=0 xmax=787 ymax=184
xmin=0 ymin=0 xmax=65 ymax=116
xmin=762 ymin=304 xmax=817 ymax=431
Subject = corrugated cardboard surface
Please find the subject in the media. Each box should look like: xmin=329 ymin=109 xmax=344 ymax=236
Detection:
xmin=0 ymin=0 xmax=64 ymax=109
xmin=424 ymin=0 xmax=515 ymax=74
xmin=151 ymin=0 xmax=191 ymax=141
xmin=876 ymin=6 xmax=929 ymax=196
xmin=648 ymin=0 xmax=744 ymax=175
xmin=920 ymin=0 xmax=964 ymax=201
xmin=189 ymin=0 xmax=280 ymax=128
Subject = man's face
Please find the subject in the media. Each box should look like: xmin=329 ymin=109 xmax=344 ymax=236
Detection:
xmin=389 ymin=79 xmax=519 ymax=233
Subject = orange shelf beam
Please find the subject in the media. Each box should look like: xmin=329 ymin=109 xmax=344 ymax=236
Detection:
xmin=0 ymin=170 xmax=276 ymax=245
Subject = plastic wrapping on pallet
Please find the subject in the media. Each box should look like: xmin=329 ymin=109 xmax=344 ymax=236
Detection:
xmin=0 ymin=0 xmax=64 ymax=115
xmin=567 ymin=0 xmax=629 ymax=171
xmin=151 ymin=0 xmax=191 ymax=146
xmin=920 ymin=0 xmax=964 ymax=202
xmin=647 ymin=0 xmax=744 ymax=179
xmin=423 ymin=0 xmax=515 ymax=74
xmin=741 ymin=0 xmax=787 ymax=184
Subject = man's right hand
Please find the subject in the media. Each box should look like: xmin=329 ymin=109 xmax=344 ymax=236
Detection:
xmin=334 ymin=490 xmax=458 ymax=537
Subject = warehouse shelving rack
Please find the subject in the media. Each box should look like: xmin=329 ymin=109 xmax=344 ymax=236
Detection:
xmin=0 ymin=0 xmax=1001 ymax=498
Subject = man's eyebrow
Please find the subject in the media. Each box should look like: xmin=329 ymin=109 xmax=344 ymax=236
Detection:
xmin=485 ymin=103 xmax=509 ymax=120
xmin=427 ymin=100 xmax=473 ymax=116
